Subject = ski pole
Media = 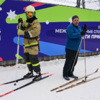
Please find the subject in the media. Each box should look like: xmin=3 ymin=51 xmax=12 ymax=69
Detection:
xmin=14 ymin=31 xmax=20 ymax=86
xmin=84 ymin=36 xmax=87 ymax=81
xmin=71 ymin=38 xmax=82 ymax=74
xmin=14 ymin=16 xmax=23 ymax=85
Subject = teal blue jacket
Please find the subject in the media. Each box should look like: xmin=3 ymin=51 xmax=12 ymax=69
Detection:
xmin=66 ymin=23 xmax=82 ymax=51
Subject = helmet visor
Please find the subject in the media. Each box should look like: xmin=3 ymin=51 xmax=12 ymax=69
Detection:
xmin=26 ymin=12 xmax=33 ymax=18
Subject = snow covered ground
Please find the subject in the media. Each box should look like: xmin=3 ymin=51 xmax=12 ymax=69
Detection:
xmin=0 ymin=55 xmax=100 ymax=100
xmin=32 ymin=0 xmax=100 ymax=10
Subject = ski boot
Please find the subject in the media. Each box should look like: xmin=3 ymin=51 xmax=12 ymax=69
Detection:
xmin=33 ymin=72 xmax=42 ymax=81
xmin=23 ymin=71 xmax=34 ymax=79
xmin=63 ymin=76 xmax=70 ymax=81
xmin=68 ymin=74 xmax=78 ymax=80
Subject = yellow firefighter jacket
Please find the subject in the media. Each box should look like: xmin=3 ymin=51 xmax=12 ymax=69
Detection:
xmin=17 ymin=18 xmax=41 ymax=55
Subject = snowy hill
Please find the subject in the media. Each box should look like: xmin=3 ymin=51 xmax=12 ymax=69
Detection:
xmin=32 ymin=0 xmax=100 ymax=10
xmin=0 ymin=55 xmax=100 ymax=100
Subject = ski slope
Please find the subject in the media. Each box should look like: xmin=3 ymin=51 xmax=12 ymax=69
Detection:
xmin=0 ymin=55 xmax=100 ymax=100
xmin=33 ymin=0 xmax=100 ymax=10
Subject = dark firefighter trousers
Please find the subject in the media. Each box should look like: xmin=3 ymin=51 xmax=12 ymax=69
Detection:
xmin=24 ymin=53 xmax=41 ymax=73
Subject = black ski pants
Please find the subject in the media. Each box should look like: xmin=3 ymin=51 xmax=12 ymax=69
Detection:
xmin=63 ymin=48 xmax=79 ymax=77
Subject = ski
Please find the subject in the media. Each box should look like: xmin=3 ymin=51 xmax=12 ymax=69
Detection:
xmin=56 ymin=76 xmax=100 ymax=92
xmin=51 ymin=69 xmax=98 ymax=91
xmin=0 ymin=74 xmax=53 ymax=97
xmin=0 ymin=72 xmax=49 ymax=86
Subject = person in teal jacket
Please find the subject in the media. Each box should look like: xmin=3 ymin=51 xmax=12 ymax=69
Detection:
xmin=63 ymin=15 xmax=87 ymax=80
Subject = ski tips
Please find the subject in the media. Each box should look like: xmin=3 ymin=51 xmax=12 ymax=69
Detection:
xmin=95 ymin=68 xmax=99 ymax=72
xmin=0 ymin=84 xmax=3 ymax=86
xmin=49 ymin=74 xmax=54 ymax=77
xmin=51 ymin=88 xmax=56 ymax=91
xmin=42 ymin=72 xmax=49 ymax=75
xmin=56 ymin=90 xmax=62 ymax=93
xmin=0 ymin=90 xmax=14 ymax=97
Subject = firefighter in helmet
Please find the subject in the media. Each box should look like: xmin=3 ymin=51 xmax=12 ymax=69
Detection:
xmin=17 ymin=5 xmax=41 ymax=79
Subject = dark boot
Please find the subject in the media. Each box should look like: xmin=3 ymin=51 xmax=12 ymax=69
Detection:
xmin=68 ymin=74 xmax=78 ymax=80
xmin=33 ymin=72 xmax=42 ymax=81
xmin=63 ymin=76 xmax=70 ymax=80
xmin=23 ymin=72 xmax=33 ymax=79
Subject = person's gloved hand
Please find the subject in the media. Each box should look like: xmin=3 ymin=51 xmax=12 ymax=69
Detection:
xmin=81 ymin=31 xmax=85 ymax=36
xmin=81 ymin=24 xmax=87 ymax=36
xmin=18 ymin=17 xmax=23 ymax=23
xmin=82 ymin=24 xmax=87 ymax=32
xmin=17 ymin=16 xmax=23 ymax=30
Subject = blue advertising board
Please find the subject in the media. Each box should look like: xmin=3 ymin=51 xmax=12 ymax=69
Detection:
xmin=0 ymin=0 xmax=100 ymax=61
